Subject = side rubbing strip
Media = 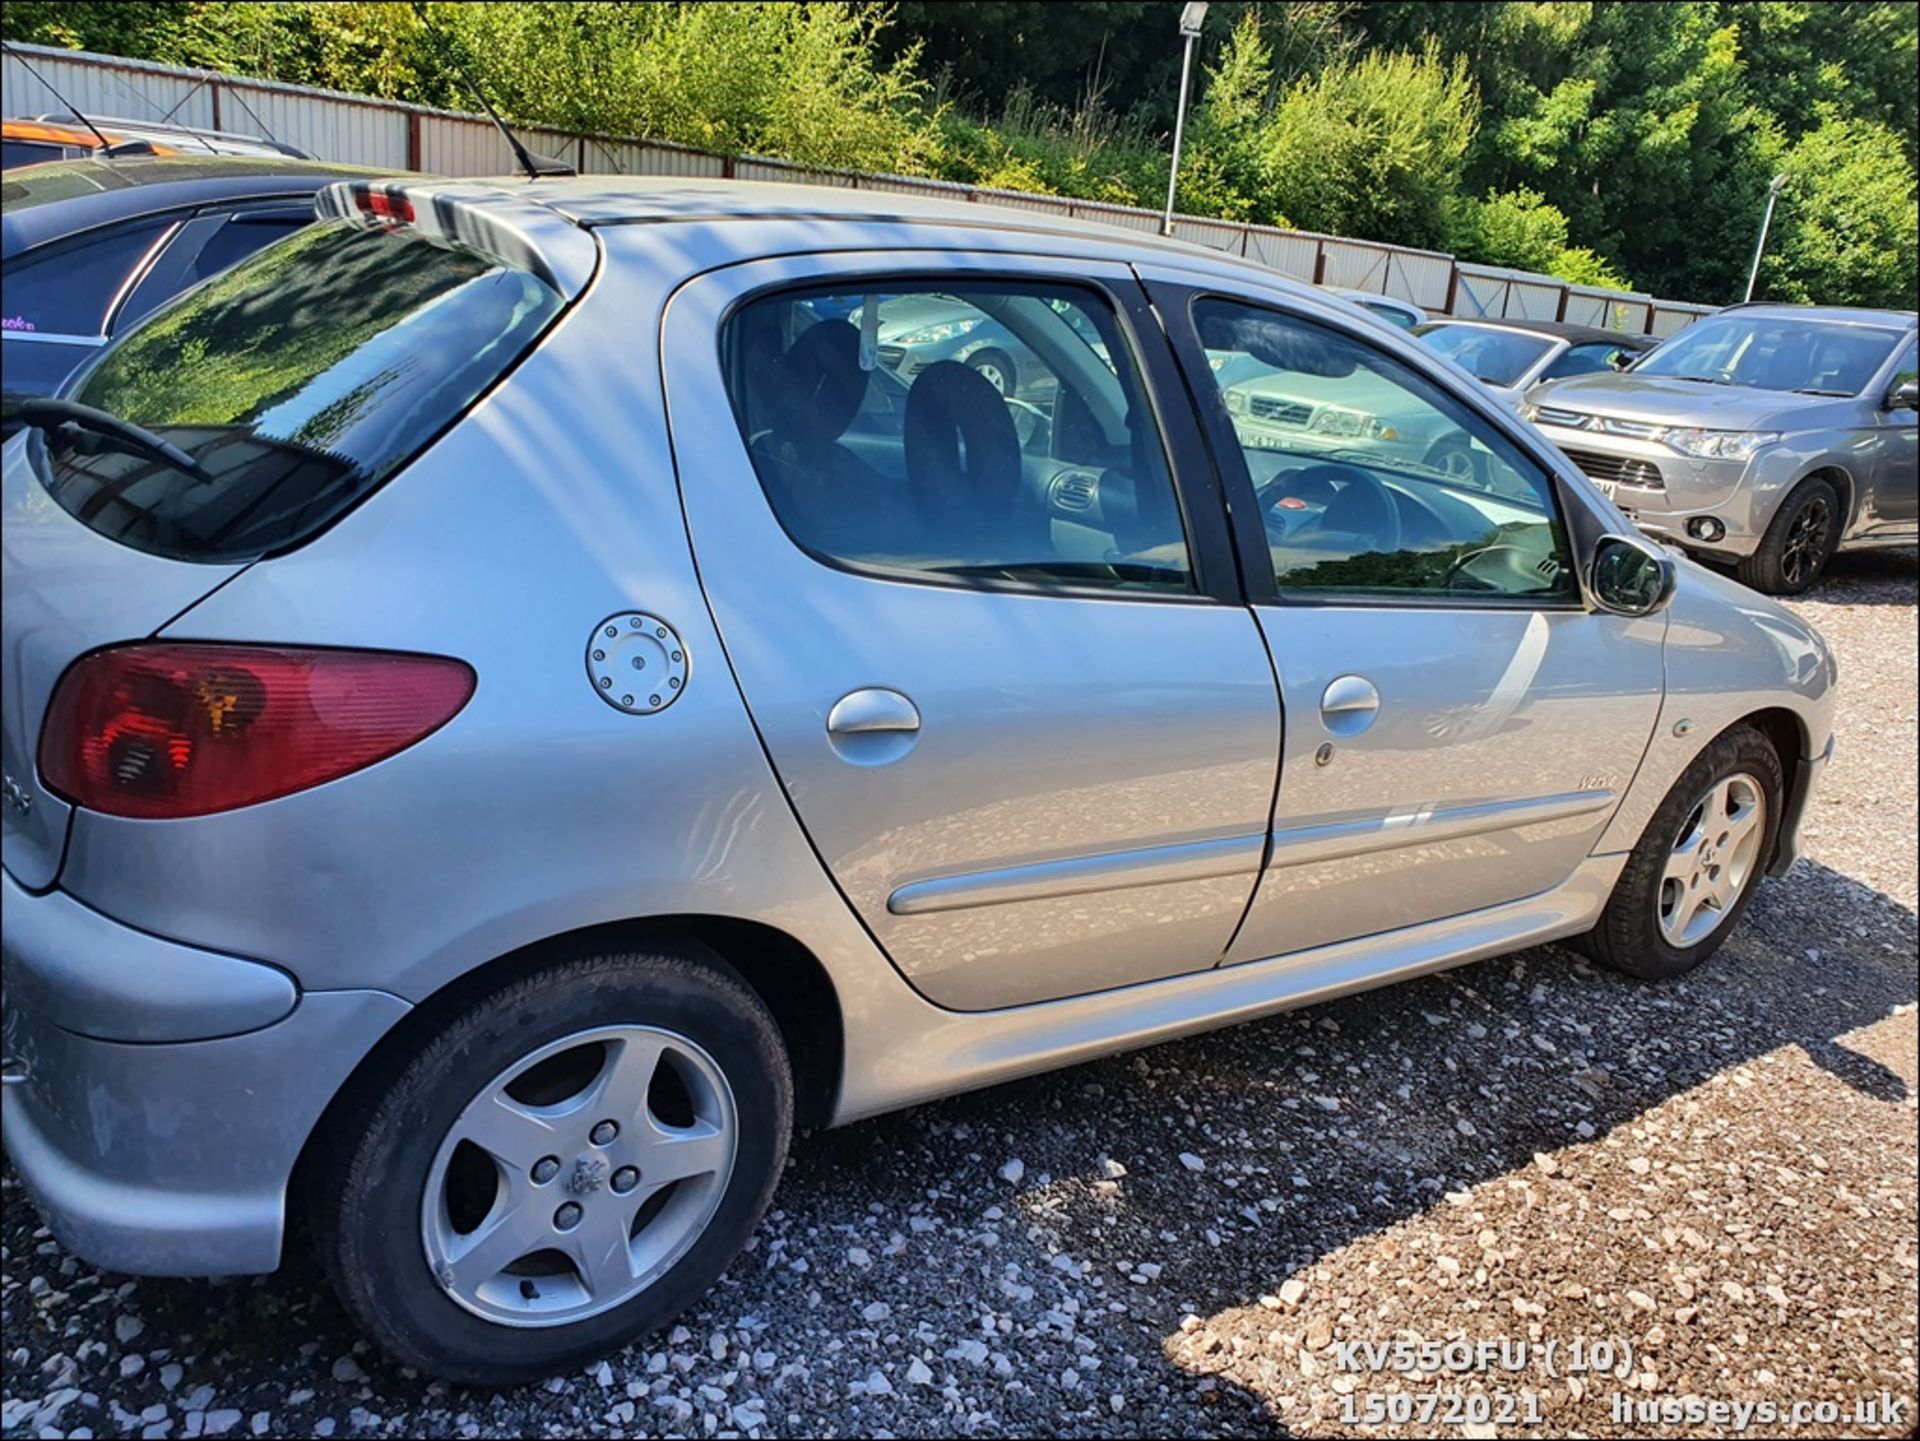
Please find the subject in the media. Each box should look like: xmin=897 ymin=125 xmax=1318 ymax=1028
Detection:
xmin=888 ymin=834 xmax=1265 ymax=916
xmin=1266 ymin=790 xmax=1616 ymax=869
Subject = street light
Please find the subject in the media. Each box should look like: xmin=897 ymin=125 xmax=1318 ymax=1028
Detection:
xmin=1160 ymin=1 xmax=1209 ymax=237
xmin=1743 ymin=172 xmax=1788 ymax=303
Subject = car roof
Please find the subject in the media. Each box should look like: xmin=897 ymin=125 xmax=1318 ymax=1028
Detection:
xmin=21 ymin=112 xmax=310 ymax=159
xmin=1715 ymin=302 xmax=1917 ymax=330
xmin=1336 ymin=290 xmax=1421 ymax=310
xmin=1 ymin=155 xmax=399 ymax=258
xmin=490 ymin=175 xmax=1259 ymax=263
xmin=1415 ymin=316 xmax=1656 ymax=348
xmin=3 ymin=117 xmax=113 ymax=149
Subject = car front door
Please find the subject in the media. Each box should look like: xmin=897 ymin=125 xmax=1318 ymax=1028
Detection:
xmin=1862 ymin=339 xmax=1918 ymax=534
xmin=1144 ymin=272 xmax=1666 ymax=963
xmin=659 ymin=249 xmax=1281 ymax=1012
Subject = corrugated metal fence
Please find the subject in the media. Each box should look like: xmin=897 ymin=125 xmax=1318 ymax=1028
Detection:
xmin=3 ymin=41 xmax=1717 ymax=335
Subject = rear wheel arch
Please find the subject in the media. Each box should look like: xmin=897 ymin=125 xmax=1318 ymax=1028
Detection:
xmin=291 ymin=914 xmax=844 ymax=1248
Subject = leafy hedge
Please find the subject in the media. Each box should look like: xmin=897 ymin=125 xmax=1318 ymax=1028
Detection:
xmin=6 ymin=2 xmax=1914 ymax=307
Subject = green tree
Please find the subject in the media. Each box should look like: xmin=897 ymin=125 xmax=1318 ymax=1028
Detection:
xmin=1258 ymin=41 xmax=1479 ymax=249
xmin=1762 ymin=112 xmax=1919 ymax=308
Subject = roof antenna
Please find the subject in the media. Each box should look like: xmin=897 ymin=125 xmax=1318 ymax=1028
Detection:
xmin=411 ymin=4 xmax=574 ymax=180
xmin=2 ymin=42 xmax=146 ymax=155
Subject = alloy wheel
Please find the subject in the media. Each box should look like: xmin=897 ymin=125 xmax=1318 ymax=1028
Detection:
xmin=1657 ymin=773 xmax=1767 ymax=948
xmin=1780 ymin=495 xmax=1832 ymax=587
xmin=421 ymin=1025 xmax=737 ymax=1327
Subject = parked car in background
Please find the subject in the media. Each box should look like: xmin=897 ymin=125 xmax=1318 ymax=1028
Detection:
xmin=852 ymin=290 xmax=1111 ymax=399
xmin=2 ymin=113 xmax=313 ymax=169
xmin=1415 ymin=317 xmax=1656 ymax=408
xmin=1523 ymin=303 xmax=1918 ymax=593
xmin=3 ymin=177 xmax=1837 ymax=1385
xmin=1 ymin=154 xmax=391 ymax=399
xmin=1333 ymin=289 xmax=1426 ymax=330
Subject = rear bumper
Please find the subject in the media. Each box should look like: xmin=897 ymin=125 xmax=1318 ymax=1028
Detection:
xmin=1769 ymin=733 xmax=1835 ymax=877
xmin=2 ymin=868 xmax=408 ymax=1275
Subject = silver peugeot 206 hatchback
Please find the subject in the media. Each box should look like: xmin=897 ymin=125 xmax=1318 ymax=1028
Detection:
xmin=1 ymin=178 xmax=1837 ymax=1383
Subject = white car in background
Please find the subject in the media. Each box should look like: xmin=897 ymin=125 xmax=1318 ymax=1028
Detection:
xmin=1332 ymin=289 xmax=1427 ymax=330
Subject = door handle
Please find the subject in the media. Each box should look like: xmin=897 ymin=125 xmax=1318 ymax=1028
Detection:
xmin=827 ymin=688 xmax=920 ymax=736
xmin=1320 ymin=674 xmax=1379 ymax=737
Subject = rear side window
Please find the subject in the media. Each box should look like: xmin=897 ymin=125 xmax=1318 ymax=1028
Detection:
xmin=3 ymin=219 xmax=168 ymax=336
xmin=37 ymin=219 xmax=563 ymax=562
xmin=719 ymin=280 xmax=1194 ymax=596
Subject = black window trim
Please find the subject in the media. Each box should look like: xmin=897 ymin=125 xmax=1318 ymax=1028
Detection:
xmin=714 ymin=266 xmax=1247 ymax=608
xmin=1145 ymin=277 xmax=1591 ymax=613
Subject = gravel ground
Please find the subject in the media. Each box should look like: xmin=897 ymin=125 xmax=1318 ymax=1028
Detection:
xmin=4 ymin=551 xmax=1915 ymax=1440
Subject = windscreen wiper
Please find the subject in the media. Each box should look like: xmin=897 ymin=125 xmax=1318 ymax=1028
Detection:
xmin=5 ymin=395 xmax=214 ymax=483
xmin=1793 ymin=387 xmax=1850 ymax=397
xmin=1670 ymin=374 xmax=1737 ymax=386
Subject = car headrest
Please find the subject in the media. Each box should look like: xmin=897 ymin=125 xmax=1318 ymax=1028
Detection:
xmin=763 ymin=320 xmax=868 ymax=447
xmin=903 ymin=360 xmax=1022 ymax=527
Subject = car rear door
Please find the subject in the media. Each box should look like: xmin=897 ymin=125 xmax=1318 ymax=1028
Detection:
xmin=657 ymin=245 xmax=1280 ymax=1012
xmin=1142 ymin=267 xmax=1665 ymax=963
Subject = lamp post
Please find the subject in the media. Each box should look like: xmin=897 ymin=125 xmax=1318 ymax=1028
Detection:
xmin=1160 ymin=1 xmax=1209 ymax=237
xmin=1742 ymin=172 xmax=1788 ymax=302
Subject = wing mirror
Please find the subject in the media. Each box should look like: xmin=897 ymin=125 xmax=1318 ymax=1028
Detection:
xmin=1589 ymin=533 xmax=1677 ymax=617
xmin=1888 ymin=377 xmax=1919 ymax=411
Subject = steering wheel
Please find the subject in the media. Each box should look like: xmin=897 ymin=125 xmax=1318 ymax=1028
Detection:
xmin=1256 ymin=461 xmax=1401 ymax=553
xmin=1445 ymin=543 xmax=1549 ymax=593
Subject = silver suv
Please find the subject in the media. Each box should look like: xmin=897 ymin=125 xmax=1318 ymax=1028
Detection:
xmin=1523 ymin=304 xmax=1918 ymax=593
xmin=2 ymin=178 xmax=1837 ymax=1383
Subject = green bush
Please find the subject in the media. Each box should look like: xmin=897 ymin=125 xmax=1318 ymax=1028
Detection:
xmin=4 ymin=1 xmax=1914 ymax=307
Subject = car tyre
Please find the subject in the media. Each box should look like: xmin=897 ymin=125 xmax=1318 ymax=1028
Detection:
xmin=1736 ymin=475 xmax=1841 ymax=595
xmin=1571 ymin=724 xmax=1783 ymax=981
xmin=314 ymin=943 xmax=791 ymax=1385
xmin=966 ymin=348 xmax=1016 ymax=397
xmin=1421 ymin=434 xmax=1487 ymax=487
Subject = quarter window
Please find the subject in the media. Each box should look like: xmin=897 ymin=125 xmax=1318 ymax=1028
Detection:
xmin=721 ymin=282 xmax=1193 ymax=595
xmin=1195 ymin=297 xmax=1577 ymax=602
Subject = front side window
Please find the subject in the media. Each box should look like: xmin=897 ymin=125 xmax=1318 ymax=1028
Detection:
xmin=1634 ymin=314 xmax=1903 ymax=396
xmin=36 ymin=218 xmax=564 ymax=561
xmin=1198 ymin=297 xmax=1577 ymax=602
xmin=721 ymin=280 xmax=1193 ymax=595
xmin=3 ymin=220 xmax=168 ymax=336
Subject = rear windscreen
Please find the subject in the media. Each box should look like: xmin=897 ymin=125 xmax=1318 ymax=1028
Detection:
xmin=36 ymin=217 xmax=564 ymax=562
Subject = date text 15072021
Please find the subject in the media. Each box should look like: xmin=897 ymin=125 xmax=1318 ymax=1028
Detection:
xmin=1335 ymin=1338 xmax=1636 ymax=1379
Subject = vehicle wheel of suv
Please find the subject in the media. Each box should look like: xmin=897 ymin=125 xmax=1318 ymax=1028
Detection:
xmin=966 ymin=348 xmax=1016 ymax=397
xmin=1571 ymin=724 xmax=1783 ymax=981
xmin=316 ymin=944 xmax=791 ymax=1385
xmin=1736 ymin=476 xmax=1841 ymax=595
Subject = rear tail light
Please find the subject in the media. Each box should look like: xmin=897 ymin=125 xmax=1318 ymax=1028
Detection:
xmin=40 ymin=644 xmax=474 ymax=819
xmin=354 ymin=188 xmax=415 ymax=224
